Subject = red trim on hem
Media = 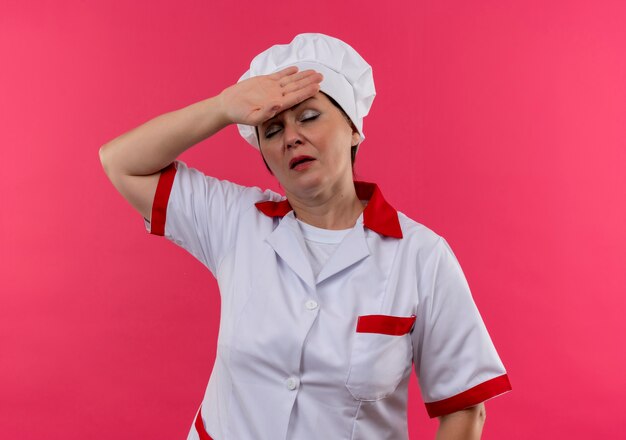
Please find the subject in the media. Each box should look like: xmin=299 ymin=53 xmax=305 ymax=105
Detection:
xmin=194 ymin=405 xmax=213 ymax=440
xmin=425 ymin=374 xmax=512 ymax=418
xmin=149 ymin=162 xmax=177 ymax=236
xmin=356 ymin=314 xmax=416 ymax=335
xmin=254 ymin=181 xmax=403 ymax=238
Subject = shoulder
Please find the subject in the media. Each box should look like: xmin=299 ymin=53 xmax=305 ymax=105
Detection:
xmin=394 ymin=211 xmax=465 ymax=277
xmin=173 ymin=160 xmax=285 ymax=206
xmin=396 ymin=211 xmax=443 ymax=251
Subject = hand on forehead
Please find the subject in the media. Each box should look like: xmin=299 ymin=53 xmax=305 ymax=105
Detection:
xmin=236 ymin=33 xmax=376 ymax=150
xmin=217 ymin=65 xmax=323 ymax=132
xmin=264 ymin=68 xmax=325 ymax=120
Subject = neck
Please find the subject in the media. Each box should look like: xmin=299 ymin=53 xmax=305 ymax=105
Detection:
xmin=286 ymin=178 xmax=365 ymax=230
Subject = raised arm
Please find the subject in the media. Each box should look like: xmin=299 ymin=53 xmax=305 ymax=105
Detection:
xmin=98 ymin=66 xmax=322 ymax=220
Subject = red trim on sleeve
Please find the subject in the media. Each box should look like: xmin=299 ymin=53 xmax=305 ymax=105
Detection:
xmin=425 ymin=374 xmax=512 ymax=418
xmin=356 ymin=314 xmax=416 ymax=335
xmin=149 ymin=162 xmax=177 ymax=236
xmin=194 ymin=405 xmax=213 ymax=440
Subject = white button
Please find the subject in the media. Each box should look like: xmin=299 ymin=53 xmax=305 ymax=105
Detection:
xmin=305 ymin=300 xmax=318 ymax=310
xmin=286 ymin=377 xmax=298 ymax=390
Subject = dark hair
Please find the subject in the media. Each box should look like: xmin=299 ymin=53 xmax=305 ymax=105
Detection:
xmin=323 ymin=92 xmax=359 ymax=167
xmin=256 ymin=92 xmax=359 ymax=175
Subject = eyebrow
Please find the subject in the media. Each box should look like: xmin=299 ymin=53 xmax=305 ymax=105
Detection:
xmin=262 ymin=97 xmax=318 ymax=128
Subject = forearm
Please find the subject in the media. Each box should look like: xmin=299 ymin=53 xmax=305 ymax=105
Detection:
xmin=99 ymin=94 xmax=229 ymax=177
xmin=435 ymin=404 xmax=486 ymax=440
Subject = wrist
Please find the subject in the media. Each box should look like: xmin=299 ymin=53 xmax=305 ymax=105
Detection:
xmin=213 ymin=90 xmax=233 ymax=128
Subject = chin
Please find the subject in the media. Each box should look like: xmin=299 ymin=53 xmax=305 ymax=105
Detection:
xmin=284 ymin=172 xmax=327 ymax=196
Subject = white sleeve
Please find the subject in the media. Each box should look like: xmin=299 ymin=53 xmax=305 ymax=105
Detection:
xmin=143 ymin=160 xmax=264 ymax=276
xmin=412 ymin=236 xmax=511 ymax=417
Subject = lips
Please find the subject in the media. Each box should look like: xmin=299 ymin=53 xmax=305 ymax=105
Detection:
xmin=289 ymin=155 xmax=315 ymax=169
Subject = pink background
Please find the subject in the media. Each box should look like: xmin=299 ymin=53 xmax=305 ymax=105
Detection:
xmin=1 ymin=0 xmax=625 ymax=438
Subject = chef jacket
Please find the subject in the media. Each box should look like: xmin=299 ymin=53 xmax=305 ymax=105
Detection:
xmin=144 ymin=160 xmax=511 ymax=440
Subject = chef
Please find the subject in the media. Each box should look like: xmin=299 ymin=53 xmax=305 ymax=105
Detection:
xmin=100 ymin=32 xmax=511 ymax=440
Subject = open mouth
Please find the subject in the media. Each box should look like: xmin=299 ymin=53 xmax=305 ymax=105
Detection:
xmin=289 ymin=156 xmax=315 ymax=169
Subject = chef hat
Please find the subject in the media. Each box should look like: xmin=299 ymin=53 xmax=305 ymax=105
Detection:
xmin=236 ymin=33 xmax=376 ymax=150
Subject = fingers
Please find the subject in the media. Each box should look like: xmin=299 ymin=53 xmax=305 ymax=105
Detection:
xmin=280 ymin=70 xmax=323 ymax=103
xmin=280 ymin=71 xmax=323 ymax=95
xmin=278 ymin=69 xmax=320 ymax=87
xmin=270 ymin=66 xmax=299 ymax=79
xmin=271 ymin=66 xmax=322 ymax=86
xmin=255 ymin=68 xmax=323 ymax=122
xmin=279 ymin=82 xmax=322 ymax=110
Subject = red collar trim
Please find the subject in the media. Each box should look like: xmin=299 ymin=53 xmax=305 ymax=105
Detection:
xmin=254 ymin=181 xmax=403 ymax=239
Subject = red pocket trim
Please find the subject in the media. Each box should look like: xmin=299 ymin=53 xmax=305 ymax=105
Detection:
xmin=356 ymin=314 xmax=416 ymax=335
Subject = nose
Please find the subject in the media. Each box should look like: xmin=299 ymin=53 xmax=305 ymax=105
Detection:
xmin=282 ymin=121 xmax=303 ymax=150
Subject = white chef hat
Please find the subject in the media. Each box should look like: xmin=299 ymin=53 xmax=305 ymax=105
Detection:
xmin=236 ymin=33 xmax=376 ymax=150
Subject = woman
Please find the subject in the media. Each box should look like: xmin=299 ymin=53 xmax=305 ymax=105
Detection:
xmin=100 ymin=33 xmax=511 ymax=440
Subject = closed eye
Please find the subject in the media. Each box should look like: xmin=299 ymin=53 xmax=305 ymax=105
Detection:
xmin=264 ymin=111 xmax=321 ymax=138
xmin=302 ymin=114 xmax=319 ymax=122
xmin=301 ymin=110 xmax=320 ymax=121
xmin=264 ymin=125 xmax=281 ymax=138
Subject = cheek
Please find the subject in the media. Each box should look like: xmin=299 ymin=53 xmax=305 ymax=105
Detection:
xmin=328 ymin=130 xmax=354 ymax=160
xmin=316 ymin=122 xmax=351 ymax=150
xmin=261 ymin=141 xmax=278 ymax=158
xmin=259 ymin=144 xmax=280 ymax=171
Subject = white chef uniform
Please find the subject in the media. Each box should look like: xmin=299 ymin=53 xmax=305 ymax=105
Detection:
xmin=144 ymin=160 xmax=511 ymax=440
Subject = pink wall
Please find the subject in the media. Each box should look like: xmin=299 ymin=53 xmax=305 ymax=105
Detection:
xmin=1 ymin=0 xmax=625 ymax=438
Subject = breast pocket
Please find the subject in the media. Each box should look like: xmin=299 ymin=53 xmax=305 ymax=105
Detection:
xmin=345 ymin=314 xmax=416 ymax=401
